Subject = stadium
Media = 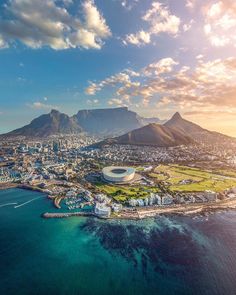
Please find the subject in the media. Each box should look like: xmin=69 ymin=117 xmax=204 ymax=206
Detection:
xmin=102 ymin=166 xmax=136 ymax=183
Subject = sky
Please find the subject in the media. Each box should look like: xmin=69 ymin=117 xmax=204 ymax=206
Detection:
xmin=0 ymin=0 xmax=236 ymax=136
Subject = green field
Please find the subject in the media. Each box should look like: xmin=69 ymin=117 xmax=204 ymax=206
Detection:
xmin=154 ymin=165 xmax=236 ymax=193
xmin=94 ymin=165 xmax=236 ymax=202
xmin=95 ymin=183 xmax=160 ymax=203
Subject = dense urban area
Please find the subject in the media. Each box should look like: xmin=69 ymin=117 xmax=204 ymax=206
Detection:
xmin=1 ymin=135 xmax=236 ymax=219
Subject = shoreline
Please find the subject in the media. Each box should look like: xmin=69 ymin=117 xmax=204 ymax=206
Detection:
xmin=0 ymin=183 xmax=18 ymax=190
xmin=1 ymin=183 xmax=236 ymax=220
xmin=42 ymin=198 xmax=236 ymax=220
xmin=119 ymin=198 xmax=236 ymax=219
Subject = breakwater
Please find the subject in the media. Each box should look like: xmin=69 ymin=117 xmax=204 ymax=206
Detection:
xmin=42 ymin=211 xmax=96 ymax=219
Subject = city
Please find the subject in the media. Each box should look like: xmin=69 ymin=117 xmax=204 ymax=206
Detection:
xmin=1 ymin=133 xmax=236 ymax=219
xmin=1 ymin=0 xmax=236 ymax=294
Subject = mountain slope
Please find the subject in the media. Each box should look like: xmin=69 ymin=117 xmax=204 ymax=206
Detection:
xmin=6 ymin=110 xmax=82 ymax=137
xmin=95 ymin=123 xmax=193 ymax=147
xmin=164 ymin=112 xmax=233 ymax=142
xmin=74 ymin=107 xmax=144 ymax=135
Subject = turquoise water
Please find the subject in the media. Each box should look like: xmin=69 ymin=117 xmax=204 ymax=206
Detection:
xmin=1 ymin=188 xmax=236 ymax=295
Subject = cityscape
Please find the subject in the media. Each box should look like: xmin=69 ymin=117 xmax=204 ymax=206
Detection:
xmin=1 ymin=0 xmax=236 ymax=294
xmin=1 ymin=109 xmax=236 ymax=219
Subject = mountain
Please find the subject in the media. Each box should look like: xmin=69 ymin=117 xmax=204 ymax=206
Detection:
xmin=73 ymin=107 xmax=159 ymax=136
xmin=5 ymin=109 xmax=82 ymax=137
xmin=95 ymin=123 xmax=193 ymax=147
xmin=164 ymin=112 xmax=233 ymax=142
xmin=2 ymin=107 xmax=163 ymax=138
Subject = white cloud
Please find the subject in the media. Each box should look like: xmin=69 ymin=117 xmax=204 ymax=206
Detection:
xmin=183 ymin=19 xmax=194 ymax=32
xmin=123 ymin=1 xmax=180 ymax=46
xmin=27 ymin=102 xmax=59 ymax=110
xmin=0 ymin=0 xmax=111 ymax=50
xmin=119 ymin=0 xmax=139 ymax=10
xmin=196 ymin=54 xmax=204 ymax=60
xmin=204 ymin=0 xmax=236 ymax=47
xmin=124 ymin=30 xmax=151 ymax=46
xmin=87 ymin=98 xmax=99 ymax=105
xmin=85 ymin=71 xmax=132 ymax=95
xmin=108 ymin=98 xmax=127 ymax=106
xmin=186 ymin=0 xmax=196 ymax=9
xmin=143 ymin=57 xmax=178 ymax=76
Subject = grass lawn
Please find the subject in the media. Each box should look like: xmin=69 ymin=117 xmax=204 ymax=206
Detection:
xmin=154 ymin=164 xmax=236 ymax=193
xmin=95 ymin=182 xmax=160 ymax=203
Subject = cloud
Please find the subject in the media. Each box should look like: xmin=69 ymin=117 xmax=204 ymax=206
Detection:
xmin=124 ymin=30 xmax=151 ymax=46
xmin=123 ymin=1 xmax=180 ymax=46
xmin=86 ymin=55 xmax=236 ymax=116
xmin=183 ymin=19 xmax=194 ymax=32
xmin=0 ymin=0 xmax=111 ymax=50
xmin=108 ymin=98 xmax=127 ymax=107
xmin=186 ymin=0 xmax=196 ymax=9
xmin=87 ymin=98 xmax=99 ymax=105
xmin=143 ymin=58 xmax=178 ymax=76
xmin=204 ymin=0 xmax=236 ymax=47
xmin=119 ymin=0 xmax=139 ymax=11
xmin=151 ymin=57 xmax=236 ymax=111
xmin=27 ymin=101 xmax=59 ymax=110
xmin=85 ymin=71 xmax=132 ymax=95
xmin=85 ymin=57 xmax=178 ymax=106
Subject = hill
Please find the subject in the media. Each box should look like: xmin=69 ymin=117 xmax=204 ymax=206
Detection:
xmin=95 ymin=123 xmax=193 ymax=147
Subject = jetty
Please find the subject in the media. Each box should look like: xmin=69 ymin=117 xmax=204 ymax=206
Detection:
xmin=42 ymin=211 xmax=96 ymax=219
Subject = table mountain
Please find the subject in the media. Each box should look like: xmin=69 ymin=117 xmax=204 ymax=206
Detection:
xmin=73 ymin=107 xmax=162 ymax=136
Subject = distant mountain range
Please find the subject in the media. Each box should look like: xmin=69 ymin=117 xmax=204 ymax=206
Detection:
xmin=2 ymin=108 xmax=234 ymax=147
xmin=2 ymin=107 xmax=164 ymax=138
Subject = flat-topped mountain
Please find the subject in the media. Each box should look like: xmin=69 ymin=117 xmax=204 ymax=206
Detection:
xmin=6 ymin=109 xmax=82 ymax=137
xmin=2 ymin=107 xmax=162 ymax=138
xmin=95 ymin=123 xmax=193 ymax=147
xmin=74 ymin=107 xmax=142 ymax=135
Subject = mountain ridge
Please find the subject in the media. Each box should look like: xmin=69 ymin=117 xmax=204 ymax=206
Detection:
xmin=2 ymin=107 xmax=163 ymax=138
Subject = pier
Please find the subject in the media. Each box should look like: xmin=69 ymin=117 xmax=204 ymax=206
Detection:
xmin=42 ymin=211 xmax=96 ymax=219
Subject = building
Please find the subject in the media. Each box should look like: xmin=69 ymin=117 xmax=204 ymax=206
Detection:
xmin=204 ymin=191 xmax=217 ymax=202
xmin=129 ymin=199 xmax=138 ymax=207
xmin=102 ymin=166 xmax=136 ymax=183
xmin=94 ymin=203 xmax=111 ymax=218
xmin=112 ymin=203 xmax=123 ymax=212
xmin=162 ymin=195 xmax=173 ymax=205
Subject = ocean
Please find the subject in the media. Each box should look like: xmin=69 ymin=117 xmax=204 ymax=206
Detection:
xmin=0 ymin=188 xmax=236 ymax=295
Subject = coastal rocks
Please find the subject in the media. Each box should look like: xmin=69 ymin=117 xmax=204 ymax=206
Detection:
xmin=80 ymin=218 xmax=203 ymax=278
